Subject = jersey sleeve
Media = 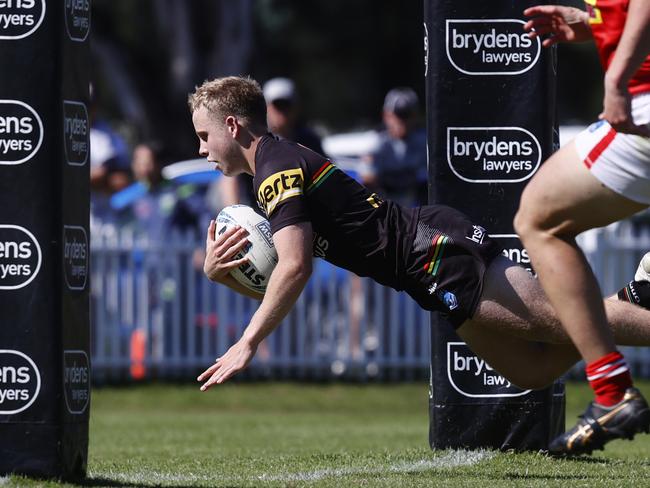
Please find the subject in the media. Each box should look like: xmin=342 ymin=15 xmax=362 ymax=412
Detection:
xmin=254 ymin=159 xmax=311 ymax=234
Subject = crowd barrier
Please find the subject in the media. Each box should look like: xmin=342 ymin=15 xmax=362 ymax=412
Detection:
xmin=90 ymin=216 xmax=650 ymax=382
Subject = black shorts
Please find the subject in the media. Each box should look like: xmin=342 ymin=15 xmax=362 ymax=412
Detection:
xmin=403 ymin=205 xmax=503 ymax=328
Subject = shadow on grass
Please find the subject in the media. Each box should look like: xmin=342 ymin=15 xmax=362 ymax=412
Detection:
xmin=506 ymin=473 xmax=592 ymax=481
xmin=78 ymin=478 xmax=160 ymax=488
xmin=80 ymin=478 xmax=239 ymax=488
xmin=571 ymin=456 xmax=650 ymax=466
xmin=7 ymin=475 xmax=210 ymax=488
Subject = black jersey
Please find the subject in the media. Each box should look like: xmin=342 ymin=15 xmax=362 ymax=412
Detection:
xmin=253 ymin=134 xmax=502 ymax=327
xmin=254 ymin=134 xmax=417 ymax=290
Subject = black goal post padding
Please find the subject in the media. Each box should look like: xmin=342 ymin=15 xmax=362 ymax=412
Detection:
xmin=425 ymin=0 xmax=565 ymax=451
xmin=0 ymin=0 xmax=91 ymax=479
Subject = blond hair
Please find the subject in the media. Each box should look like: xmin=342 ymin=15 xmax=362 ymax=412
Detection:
xmin=188 ymin=76 xmax=267 ymax=129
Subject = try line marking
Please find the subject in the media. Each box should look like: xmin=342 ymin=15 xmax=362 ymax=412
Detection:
xmin=259 ymin=450 xmax=495 ymax=482
xmin=87 ymin=450 xmax=495 ymax=485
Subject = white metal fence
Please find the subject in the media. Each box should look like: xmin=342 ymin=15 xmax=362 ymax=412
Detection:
xmin=90 ymin=216 xmax=650 ymax=382
xmin=90 ymin=224 xmax=432 ymax=382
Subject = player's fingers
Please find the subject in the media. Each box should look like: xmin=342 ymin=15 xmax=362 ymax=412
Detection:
xmin=197 ymin=367 xmax=217 ymax=383
xmin=206 ymin=220 xmax=215 ymax=245
xmin=200 ymin=375 xmax=218 ymax=391
xmin=214 ymin=226 xmax=241 ymax=247
xmin=599 ymin=111 xmax=632 ymax=129
xmin=525 ymin=27 xmax=539 ymax=39
xmin=215 ymin=227 xmax=248 ymax=255
xmin=616 ymin=123 xmax=650 ymax=137
xmin=214 ymin=225 xmax=242 ymax=246
xmin=221 ymin=256 xmax=250 ymax=271
xmin=200 ymin=364 xmax=227 ymax=390
xmin=203 ymin=362 xmax=236 ymax=389
xmin=215 ymin=365 xmax=238 ymax=384
xmin=523 ymin=7 xmax=540 ymax=17
xmin=542 ymin=37 xmax=560 ymax=48
xmin=523 ymin=6 xmax=561 ymax=17
xmin=525 ymin=27 xmax=550 ymax=40
xmin=528 ymin=24 xmax=553 ymax=36
xmin=524 ymin=17 xmax=552 ymax=30
xmin=636 ymin=125 xmax=650 ymax=137
xmin=197 ymin=362 xmax=221 ymax=381
xmin=221 ymin=236 xmax=249 ymax=260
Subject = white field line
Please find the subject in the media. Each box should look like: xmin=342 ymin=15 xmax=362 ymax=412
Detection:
xmin=89 ymin=450 xmax=495 ymax=485
xmin=259 ymin=449 xmax=496 ymax=482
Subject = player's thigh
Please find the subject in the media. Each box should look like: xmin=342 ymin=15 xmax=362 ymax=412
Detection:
xmin=516 ymin=142 xmax=646 ymax=236
xmin=457 ymin=318 xmax=579 ymax=390
xmin=471 ymin=255 xmax=568 ymax=342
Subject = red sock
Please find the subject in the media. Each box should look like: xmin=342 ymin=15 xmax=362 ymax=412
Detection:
xmin=585 ymin=351 xmax=633 ymax=407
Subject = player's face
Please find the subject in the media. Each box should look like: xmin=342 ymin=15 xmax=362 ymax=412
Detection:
xmin=192 ymin=106 xmax=247 ymax=176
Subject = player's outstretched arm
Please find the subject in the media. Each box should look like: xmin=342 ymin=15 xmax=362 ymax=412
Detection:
xmin=198 ymin=222 xmax=313 ymax=389
xmin=523 ymin=5 xmax=592 ymax=47
xmin=600 ymin=0 xmax=650 ymax=136
xmin=203 ymin=219 xmax=263 ymax=300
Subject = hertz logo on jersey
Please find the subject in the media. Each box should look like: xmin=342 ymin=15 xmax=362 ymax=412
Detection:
xmin=584 ymin=0 xmax=602 ymax=25
xmin=257 ymin=168 xmax=304 ymax=216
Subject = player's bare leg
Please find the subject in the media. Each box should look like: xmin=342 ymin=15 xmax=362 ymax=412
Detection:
xmin=472 ymin=255 xmax=650 ymax=347
xmin=515 ymin=143 xmax=646 ymax=361
xmin=514 ymin=141 xmax=650 ymax=455
xmin=457 ymin=316 xmax=579 ymax=391
xmin=457 ymin=255 xmax=650 ymax=388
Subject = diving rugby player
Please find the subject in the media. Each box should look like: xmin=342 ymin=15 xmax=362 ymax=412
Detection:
xmin=191 ymin=76 xmax=650 ymax=455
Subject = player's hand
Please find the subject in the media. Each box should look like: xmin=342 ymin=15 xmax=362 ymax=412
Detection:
xmin=203 ymin=220 xmax=250 ymax=283
xmin=197 ymin=338 xmax=257 ymax=390
xmin=523 ymin=5 xmax=592 ymax=47
xmin=600 ymin=80 xmax=650 ymax=137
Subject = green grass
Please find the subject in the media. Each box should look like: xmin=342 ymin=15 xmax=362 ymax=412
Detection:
xmin=4 ymin=382 xmax=650 ymax=487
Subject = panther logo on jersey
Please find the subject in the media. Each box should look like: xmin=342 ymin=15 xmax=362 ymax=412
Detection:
xmin=257 ymin=168 xmax=304 ymax=216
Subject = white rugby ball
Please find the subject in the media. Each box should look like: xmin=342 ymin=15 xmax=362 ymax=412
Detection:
xmin=215 ymin=205 xmax=278 ymax=294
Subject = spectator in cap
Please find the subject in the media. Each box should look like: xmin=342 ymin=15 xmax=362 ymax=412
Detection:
xmin=363 ymin=87 xmax=428 ymax=207
xmin=263 ymin=77 xmax=323 ymax=154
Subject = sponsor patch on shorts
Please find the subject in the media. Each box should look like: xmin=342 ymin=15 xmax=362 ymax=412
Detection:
xmin=438 ymin=289 xmax=459 ymax=311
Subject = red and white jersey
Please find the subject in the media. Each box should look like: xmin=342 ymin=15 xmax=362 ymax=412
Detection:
xmin=585 ymin=0 xmax=650 ymax=94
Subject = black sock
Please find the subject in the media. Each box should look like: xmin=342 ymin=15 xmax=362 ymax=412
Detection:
xmin=617 ymin=280 xmax=650 ymax=310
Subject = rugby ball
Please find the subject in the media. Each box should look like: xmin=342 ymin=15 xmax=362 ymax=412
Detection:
xmin=215 ymin=205 xmax=278 ymax=294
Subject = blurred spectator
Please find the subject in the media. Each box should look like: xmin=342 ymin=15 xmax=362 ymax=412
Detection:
xmin=89 ymin=83 xmax=132 ymax=226
xmin=90 ymin=120 xmax=131 ymax=194
xmin=263 ymin=77 xmax=324 ymax=154
xmin=116 ymin=141 xmax=207 ymax=240
xmin=363 ymin=87 xmax=428 ymax=207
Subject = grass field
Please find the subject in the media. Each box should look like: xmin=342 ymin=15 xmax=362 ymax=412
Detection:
xmin=3 ymin=381 xmax=650 ymax=487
